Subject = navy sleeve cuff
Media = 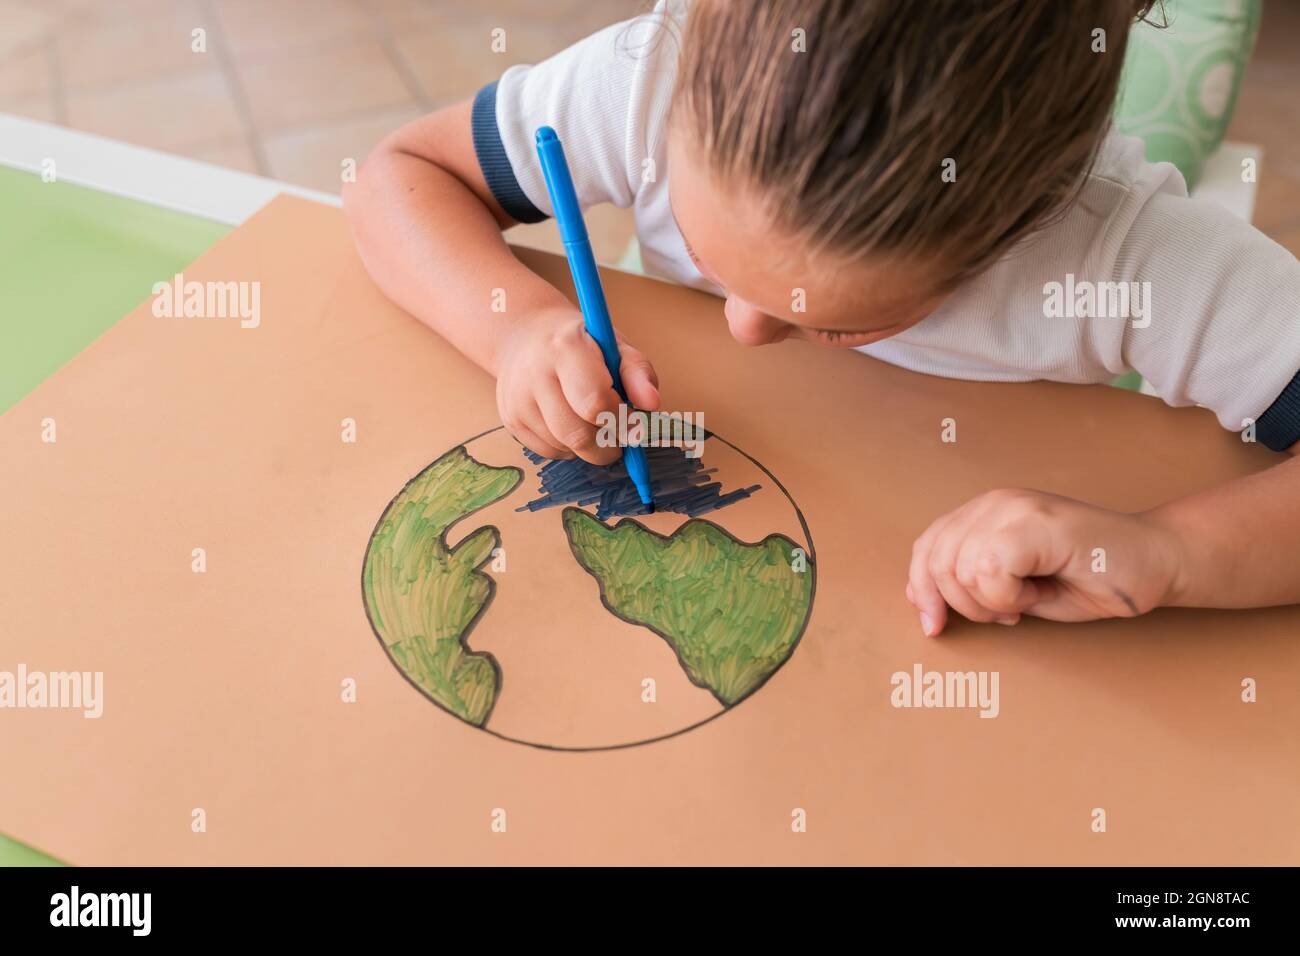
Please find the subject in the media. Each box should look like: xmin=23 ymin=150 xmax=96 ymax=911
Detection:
xmin=470 ymin=81 xmax=548 ymax=224
xmin=1256 ymin=369 xmax=1300 ymax=451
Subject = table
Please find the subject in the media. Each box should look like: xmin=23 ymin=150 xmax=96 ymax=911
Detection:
xmin=2 ymin=116 xmax=1288 ymax=867
xmin=0 ymin=116 xmax=334 ymax=865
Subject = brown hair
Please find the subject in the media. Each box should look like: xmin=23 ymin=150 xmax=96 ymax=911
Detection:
xmin=672 ymin=0 xmax=1162 ymax=287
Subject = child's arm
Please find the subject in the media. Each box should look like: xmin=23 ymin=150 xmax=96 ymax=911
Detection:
xmin=342 ymin=101 xmax=659 ymax=463
xmin=905 ymin=171 xmax=1300 ymax=634
xmin=906 ymin=448 xmax=1300 ymax=635
xmin=1150 ymin=450 xmax=1300 ymax=607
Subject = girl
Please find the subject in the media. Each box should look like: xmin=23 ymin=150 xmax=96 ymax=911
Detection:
xmin=345 ymin=1 xmax=1300 ymax=635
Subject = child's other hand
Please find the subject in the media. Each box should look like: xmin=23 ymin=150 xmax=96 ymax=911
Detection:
xmin=905 ymin=489 xmax=1184 ymax=636
xmin=495 ymin=307 xmax=660 ymax=463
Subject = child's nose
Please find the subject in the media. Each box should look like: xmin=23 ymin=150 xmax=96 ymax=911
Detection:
xmin=724 ymin=296 xmax=790 ymax=346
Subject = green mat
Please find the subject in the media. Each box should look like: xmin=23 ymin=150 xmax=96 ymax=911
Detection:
xmin=0 ymin=164 xmax=229 ymax=414
xmin=0 ymin=835 xmax=65 ymax=867
xmin=0 ymin=164 xmax=229 ymax=864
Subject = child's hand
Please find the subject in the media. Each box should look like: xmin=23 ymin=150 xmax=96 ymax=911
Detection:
xmin=905 ymin=489 xmax=1184 ymax=636
xmin=495 ymin=307 xmax=660 ymax=463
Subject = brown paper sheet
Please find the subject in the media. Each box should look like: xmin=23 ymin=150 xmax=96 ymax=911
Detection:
xmin=1 ymin=195 xmax=1297 ymax=864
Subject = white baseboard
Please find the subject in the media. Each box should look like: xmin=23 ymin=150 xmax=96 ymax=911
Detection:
xmin=0 ymin=113 xmax=339 ymax=226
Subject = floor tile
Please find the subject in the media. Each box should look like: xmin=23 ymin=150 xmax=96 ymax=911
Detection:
xmin=0 ymin=0 xmax=55 ymax=59
xmin=372 ymin=0 xmax=636 ymax=36
xmin=0 ymin=39 xmax=48 ymax=100
xmin=0 ymin=92 xmax=55 ymax=123
xmin=391 ymin=16 xmax=572 ymax=106
xmin=236 ymin=36 xmax=415 ymax=135
xmin=26 ymin=0 xmax=100 ymax=15
xmin=549 ymin=0 xmax=647 ymax=46
xmin=180 ymin=137 xmax=262 ymax=175
xmin=57 ymin=0 xmax=210 ymax=92
xmin=212 ymin=0 xmax=373 ymax=60
xmin=367 ymin=0 xmax=446 ymax=31
xmin=262 ymin=104 xmax=421 ymax=193
xmin=60 ymin=0 xmax=202 ymax=23
xmin=65 ymin=68 xmax=243 ymax=153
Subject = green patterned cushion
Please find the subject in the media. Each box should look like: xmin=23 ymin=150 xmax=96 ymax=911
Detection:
xmin=1115 ymin=0 xmax=1260 ymax=189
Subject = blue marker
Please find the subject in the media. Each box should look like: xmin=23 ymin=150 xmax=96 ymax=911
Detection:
xmin=535 ymin=126 xmax=655 ymax=511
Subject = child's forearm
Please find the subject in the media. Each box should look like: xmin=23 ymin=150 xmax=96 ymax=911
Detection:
xmin=343 ymin=105 xmax=661 ymax=466
xmin=1148 ymin=452 xmax=1300 ymax=609
xmin=343 ymin=130 xmax=571 ymax=376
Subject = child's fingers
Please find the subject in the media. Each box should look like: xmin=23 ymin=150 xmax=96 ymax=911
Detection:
xmin=508 ymin=402 xmax=572 ymax=462
xmin=512 ymin=425 xmax=571 ymax=462
xmin=959 ymin=530 xmax=1046 ymax=617
xmin=497 ymin=381 xmax=568 ymax=460
xmin=928 ymin=525 xmax=1006 ymax=626
xmin=908 ymin=519 xmax=951 ymax=636
xmin=535 ymin=378 xmax=618 ymax=465
xmin=955 ymin=534 xmax=1023 ymax=615
xmin=1016 ymin=577 xmax=1095 ymax=622
xmin=915 ymin=504 xmax=993 ymax=624
xmin=614 ymin=334 xmax=658 ymax=387
xmin=555 ymin=345 xmax=624 ymax=426
xmin=618 ymin=343 xmax=661 ymax=411
xmin=915 ymin=501 xmax=1025 ymax=629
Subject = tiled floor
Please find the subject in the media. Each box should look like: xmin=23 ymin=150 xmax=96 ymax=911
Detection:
xmin=0 ymin=0 xmax=643 ymax=258
xmin=1 ymin=0 xmax=1298 ymax=261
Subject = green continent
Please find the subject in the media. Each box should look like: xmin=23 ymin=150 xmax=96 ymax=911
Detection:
xmin=364 ymin=447 xmax=522 ymax=725
xmin=563 ymin=508 xmax=812 ymax=706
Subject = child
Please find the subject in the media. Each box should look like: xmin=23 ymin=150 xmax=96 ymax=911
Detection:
xmin=344 ymin=0 xmax=1300 ymax=636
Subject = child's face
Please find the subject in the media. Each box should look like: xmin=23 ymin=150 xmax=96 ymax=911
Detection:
xmin=668 ymin=138 xmax=949 ymax=349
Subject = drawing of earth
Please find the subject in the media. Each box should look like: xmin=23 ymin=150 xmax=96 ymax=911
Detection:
xmin=361 ymin=426 xmax=815 ymax=750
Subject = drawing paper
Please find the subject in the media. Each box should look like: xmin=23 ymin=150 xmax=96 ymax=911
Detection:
xmin=1 ymin=195 xmax=1297 ymax=864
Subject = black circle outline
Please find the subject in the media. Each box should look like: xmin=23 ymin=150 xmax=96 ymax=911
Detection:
xmin=360 ymin=425 xmax=817 ymax=752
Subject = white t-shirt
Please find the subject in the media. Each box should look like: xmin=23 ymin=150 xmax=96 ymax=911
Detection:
xmin=469 ymin=2 xmax=1300 ymax=450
